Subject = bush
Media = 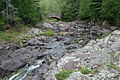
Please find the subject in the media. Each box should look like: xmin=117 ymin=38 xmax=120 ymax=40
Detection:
xmin=55 ymin=70 xmax=74 ymax=80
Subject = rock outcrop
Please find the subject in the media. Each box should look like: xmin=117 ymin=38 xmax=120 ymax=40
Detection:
xmin=45 ymin=30 xmax=120 ymax=80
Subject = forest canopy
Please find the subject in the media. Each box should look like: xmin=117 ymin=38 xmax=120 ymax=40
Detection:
xmin=0 ymin=0 xmax=120 ymax=31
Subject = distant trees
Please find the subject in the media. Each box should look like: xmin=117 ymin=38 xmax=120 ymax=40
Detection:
xmin=89 ymin=0 xmax=102 ymax=22
xmin=100 ymin=0 xmax=120 ymax=26
xmin=0 ymin=0 xmax=42 ymax=30
xmin=11 ymin=0 xmax=42 ymax=24
xmin=61 ymin=0 xmax=120 ymax=26
xmin=0 ymin=0 xmax=120 ymax=29
xmin=79 ymin=0 xmax=91 ymax=20
xmin=61 ymin=0 xmax=80 ymax=21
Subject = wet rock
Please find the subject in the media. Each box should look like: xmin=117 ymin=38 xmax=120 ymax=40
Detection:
xmin=0 ymin=59 xmax=26 ymax=71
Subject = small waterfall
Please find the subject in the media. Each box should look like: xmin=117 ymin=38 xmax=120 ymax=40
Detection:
xmin=9 ymin=59 xmax=44 ymax=80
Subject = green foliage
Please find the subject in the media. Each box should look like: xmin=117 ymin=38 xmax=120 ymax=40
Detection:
xmin=80 ymin=66 xmax=99 ymax=74
xmin=61 ymin=0 xmax=80 ymax=21
xmin=44 ymin=29 xmax=54 ymax=36
xmin=0 ymin=31 xmax=18 ymax=42
xmin=80 ymin=66 xmax=91 ymax=74
xmin=42 ymin=18 xmax=58 ymax=23
xmin=89 ymin=0 xmax=102 ymax=22
xmin=101 ymin=0 xmax=120 ymax=25
xmin=79 ymin=0 xmax=91 ymax=19
xmin=106 ymin=61 xmax=118 ymax=70
xmin=40 ymin=0 xmax=62 ymax=15
xmin=0 ymin=12 xmax=6 ymax=31
xmin=11 ymin=0 xmax=42 ymax=24
xmin=55 ymin=70 xmax=74 ymax=80
xmin=0 ymin=0 xmax=5 ymax=12
xmin=0 ymin=27 xmax=29 ymax=42
xmin=0 ymin=22 xmax=5 ymax=31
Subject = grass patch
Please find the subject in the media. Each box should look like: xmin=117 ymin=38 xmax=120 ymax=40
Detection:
xmin=55 ymin=70 xmax=75 ymax=80
xmin=44 ymin=29 xmax=54 ymax=36
xmin=80 ymin=66 xmax=91 ymax=74
xmin=0 ymin=27 xmax=29 ymax=42
xmin=106 ymin=61 xmax=119 ymax=70
xmin=80 ymin=66 xmax=99 ymax=74
xmin=55 ymin=67 xmax=99 ymax=80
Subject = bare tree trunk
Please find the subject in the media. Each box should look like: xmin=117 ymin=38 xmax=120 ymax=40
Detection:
xmin=6 ymin=0 xmax=10 ymax=28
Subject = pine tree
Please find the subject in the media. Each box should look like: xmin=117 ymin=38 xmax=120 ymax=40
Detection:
xmin=89 ymin=0 xmax=102 ymax=22
xmin=79 ymin=0 xmax=91 ymax=19
xmin=101 ymin=0 xmax=120 ymax=25
xmin=61 ymin=0 xmax=80 ymax=21
xmin=11 ymin=0 xmax=41 ymax=24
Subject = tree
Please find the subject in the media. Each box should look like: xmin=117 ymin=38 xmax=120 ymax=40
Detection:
xmin=89 ymin=0 xmax=102 ymax=22
xmin=101 ymin=0 xmax=120 ymax=26
xmin=11 ymin=0 xmax=41 ymax=24
xmin=79 ymin=0 xmax=91 ymax=19
xmin=61 ymin=0 xmax=80 ymax=21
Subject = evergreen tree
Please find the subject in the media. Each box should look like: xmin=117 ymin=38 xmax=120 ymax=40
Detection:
xmin=101 ymin=0 xmax=120 ymax=25
xmin=89 ymin=0 xmax=102 ymax=22
xmin=61 ymin=0 xmax=80 ymax=21
xmin=79 ymin=0 xmax=91 ymax=19
xmin=11 ymin=0 xmax=41 ymax=24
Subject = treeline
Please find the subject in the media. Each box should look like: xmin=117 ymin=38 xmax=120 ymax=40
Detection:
xmin=61 ymin=0 xmax=120 ymax=26
xmin=0 ymin=0 xmax=42 ymax=30
xmin=0 ymin=0 xmax=120 ymax=31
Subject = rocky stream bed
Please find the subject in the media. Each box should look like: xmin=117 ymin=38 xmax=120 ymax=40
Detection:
xmin=0 ymin=22 xmax=119 ymax=80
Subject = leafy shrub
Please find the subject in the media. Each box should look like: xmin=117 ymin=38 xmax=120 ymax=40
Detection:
xmin=55 ymin=70 xmax=74 ymax=80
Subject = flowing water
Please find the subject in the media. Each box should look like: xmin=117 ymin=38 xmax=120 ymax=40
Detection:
xmin=9 ymin=59 xmax=44 ymax=80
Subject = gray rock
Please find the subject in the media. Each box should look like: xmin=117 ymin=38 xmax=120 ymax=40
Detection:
xmin=26 ymin=38 xmax=45 ymax=46
xmin=66 ymin=69 xmax=119 ymax=80
xmin=42 ymin=23 xmax=54 ymax=29
xmin=0 ymin=59 xmax=26 ymax=71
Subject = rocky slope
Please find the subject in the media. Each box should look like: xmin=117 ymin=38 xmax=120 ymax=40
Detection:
xmin=0 ymin=21 xmax=118 ymax=80
xmin=45 ymin=30 xmax=120 ymax=80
